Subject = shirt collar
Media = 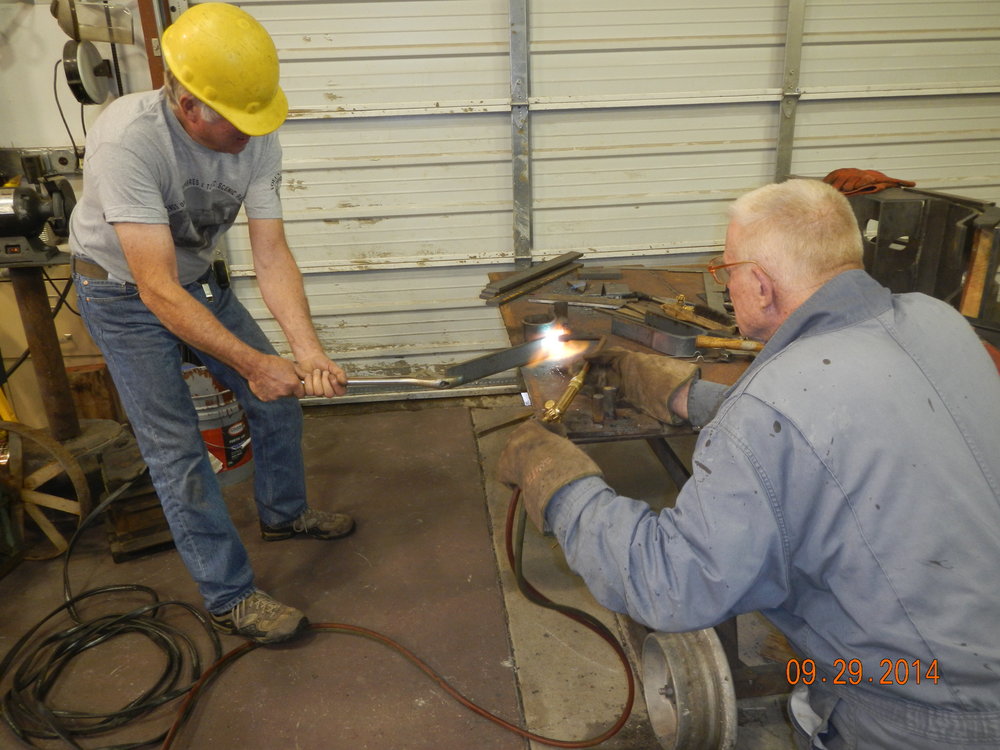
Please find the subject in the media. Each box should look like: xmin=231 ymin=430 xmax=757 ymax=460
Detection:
xmin=745 ymin=269 xmax=893 ymax=373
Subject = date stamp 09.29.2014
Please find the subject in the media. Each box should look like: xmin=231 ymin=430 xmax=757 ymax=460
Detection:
xmin=785 ymin=658 xmax=940 ymax=687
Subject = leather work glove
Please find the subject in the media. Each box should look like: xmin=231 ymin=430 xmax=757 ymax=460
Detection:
xmin=586 ymin=347 xmax=699 ymax=425
xmin=498 ymin=420 xmax=602 ymax=531
xmin=822 ymin=168 xmax=916 ymax=196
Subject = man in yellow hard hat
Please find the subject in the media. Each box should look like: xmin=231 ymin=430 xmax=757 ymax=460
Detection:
xmin=68 ymin=3 xmax=352 ymax=644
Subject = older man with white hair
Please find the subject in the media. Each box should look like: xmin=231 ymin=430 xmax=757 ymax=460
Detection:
xmin=499 ymin=178 xmax=1000 ymax=748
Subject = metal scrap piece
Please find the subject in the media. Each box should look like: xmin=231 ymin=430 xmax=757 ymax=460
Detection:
xmin=578 ymin=267 xmax=623 ymax=280
xmin=483 ymin=263 xmax=583 ymax=306
xmin=528 ymin=294 xmax=627 ymax=310
xmin=601 ymin=282 xmax=633 ymax=298
xmin=479 ymin=251 xmax=583 ymax=299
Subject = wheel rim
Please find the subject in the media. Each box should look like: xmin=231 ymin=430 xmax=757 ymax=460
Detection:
xmin=642 ymin=628 xmax=738 ymax=750
xmin=0 ymin=420 xmax=91 ymax=560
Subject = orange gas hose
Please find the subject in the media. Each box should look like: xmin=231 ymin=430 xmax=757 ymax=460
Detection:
xmin=161 ymin=487 xmax=634 ymax=749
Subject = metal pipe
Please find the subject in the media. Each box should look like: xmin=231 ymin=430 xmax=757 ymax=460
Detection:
xmin=591 ymin=392 xmax=605 ymax=424
xmin=347 ymin=377 xmax=453 ymax=389
xmin=602 ymin=385 xmax=618 ymax=422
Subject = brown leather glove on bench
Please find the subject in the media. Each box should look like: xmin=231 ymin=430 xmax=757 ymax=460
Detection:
xmin=823 ymin=168 xmax=916 ymax=196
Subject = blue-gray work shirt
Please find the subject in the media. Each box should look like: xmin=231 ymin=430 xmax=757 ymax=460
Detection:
xmin=547 ymin=271 xmax=1000 ymax=720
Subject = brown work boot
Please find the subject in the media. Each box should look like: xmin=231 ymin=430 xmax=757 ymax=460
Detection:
xmin=260 ymin=507 xmax=355 ymax=541
xmin=210 ymin=590 xmax=309 ymax=644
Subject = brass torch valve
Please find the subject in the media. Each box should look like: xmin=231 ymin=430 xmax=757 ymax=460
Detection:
xmin=541 ymin=360 xmax=591 ymax=424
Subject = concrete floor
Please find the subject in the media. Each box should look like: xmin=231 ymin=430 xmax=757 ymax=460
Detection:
xmin=0 ymin=398 xmax=798 ymax=749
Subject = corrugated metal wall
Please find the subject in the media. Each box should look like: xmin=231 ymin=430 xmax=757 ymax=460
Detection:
xmin=223 ymin=0 xmax=517 ymax=400
xmin=213 ymin=0 xmax=1000 ymax=401
xmin=791 ymin=0 xmax=1000 ymax=203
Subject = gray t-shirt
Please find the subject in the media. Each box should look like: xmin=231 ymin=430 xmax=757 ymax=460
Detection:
xmin=69 ymin=89 xmax=282 ymax=284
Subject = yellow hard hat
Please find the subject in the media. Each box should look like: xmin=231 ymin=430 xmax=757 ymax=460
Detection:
xmin=161 ymin=3 xmax=288 ymax=136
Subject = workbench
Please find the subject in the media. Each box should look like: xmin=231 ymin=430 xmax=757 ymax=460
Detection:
xmin=492 ymin=262 xmax=791 ymax=700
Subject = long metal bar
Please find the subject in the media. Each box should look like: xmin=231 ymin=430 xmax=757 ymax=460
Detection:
xmin=775 ymin=0 xmax=807 ymax=182
xmin=346 ymin=337 xmax=548 ymax=390
xmin=347 ymin=377 xmax=453 ymax=389
xmin=442 ymin=337 xmax=545 ymax=382
xmin=509 ymin=0 xmax=533 ymax=269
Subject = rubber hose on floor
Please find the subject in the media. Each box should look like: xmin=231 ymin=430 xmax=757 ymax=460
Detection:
xmin=1 ymin=481 xmax=632 ymax=749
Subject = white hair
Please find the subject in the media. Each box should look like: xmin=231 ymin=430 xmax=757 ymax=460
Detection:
xmin=728 ymin=179 xmax=864 ymax=289
xmin=163 ymin=68 xmax=224 ymax=124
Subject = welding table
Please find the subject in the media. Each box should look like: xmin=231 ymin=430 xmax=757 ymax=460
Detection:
xmin=493 ymin=264 xmax=748 ymax=482
xmin=493 ymin=264 xmax=790 ymax=699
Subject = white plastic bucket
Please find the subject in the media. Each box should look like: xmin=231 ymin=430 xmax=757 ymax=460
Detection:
xmin=181 ymin=366 xmax=253 ymax=486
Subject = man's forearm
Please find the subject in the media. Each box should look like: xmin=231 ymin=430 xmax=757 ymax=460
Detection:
xmin=142 ymin=281 xmax=267 ymax=377
xmin=257 ymin=261 xmax=324 ymax=360
xmin=248 ymin=218 xmax=328 ymax=361
xmin=244 ymin=219 xmax=345 ymax=395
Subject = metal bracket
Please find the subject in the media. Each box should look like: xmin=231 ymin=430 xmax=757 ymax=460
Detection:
xmin=168 ymin=0 xmax=190 ymax=23
xmin=780 ymin=90 xmax=801 ymax=119
xmin=0 ymin=148 xmax=79 ymax=180
xmin=512 ymin=78 xmax=527 ymax=106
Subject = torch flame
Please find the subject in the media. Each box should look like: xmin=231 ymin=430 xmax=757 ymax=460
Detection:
xmin=528 ymin=324 xmax=590 ymax=367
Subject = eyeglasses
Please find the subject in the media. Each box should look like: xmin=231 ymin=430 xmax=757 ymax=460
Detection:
xmin=706 ymin=255 xmax=770 ymax=285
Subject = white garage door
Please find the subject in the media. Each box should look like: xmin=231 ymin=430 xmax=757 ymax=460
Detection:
xmin=192 ymin=0 xmax=1000 ymax=401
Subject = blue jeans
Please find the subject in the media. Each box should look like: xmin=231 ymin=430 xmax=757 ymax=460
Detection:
xmin=74 ymin=267 xmax=307 ymax=614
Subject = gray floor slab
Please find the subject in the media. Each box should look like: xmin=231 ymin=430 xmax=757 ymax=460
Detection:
xmin=472 ymin=405 xmax=798 ymax=750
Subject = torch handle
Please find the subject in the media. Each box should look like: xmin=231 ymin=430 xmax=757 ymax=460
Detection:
xmin=694 ymin=335 xmax=763 ymax=352
xmin=541 ymin=360 xmax=591 ymax=423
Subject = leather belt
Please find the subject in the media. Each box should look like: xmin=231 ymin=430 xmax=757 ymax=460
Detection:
xmin=71 ymin=256 xmax=110 ymax=280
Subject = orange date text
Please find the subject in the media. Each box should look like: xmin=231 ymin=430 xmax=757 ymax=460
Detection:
xmin=785 ymin=658 xmax=940 ymax=686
